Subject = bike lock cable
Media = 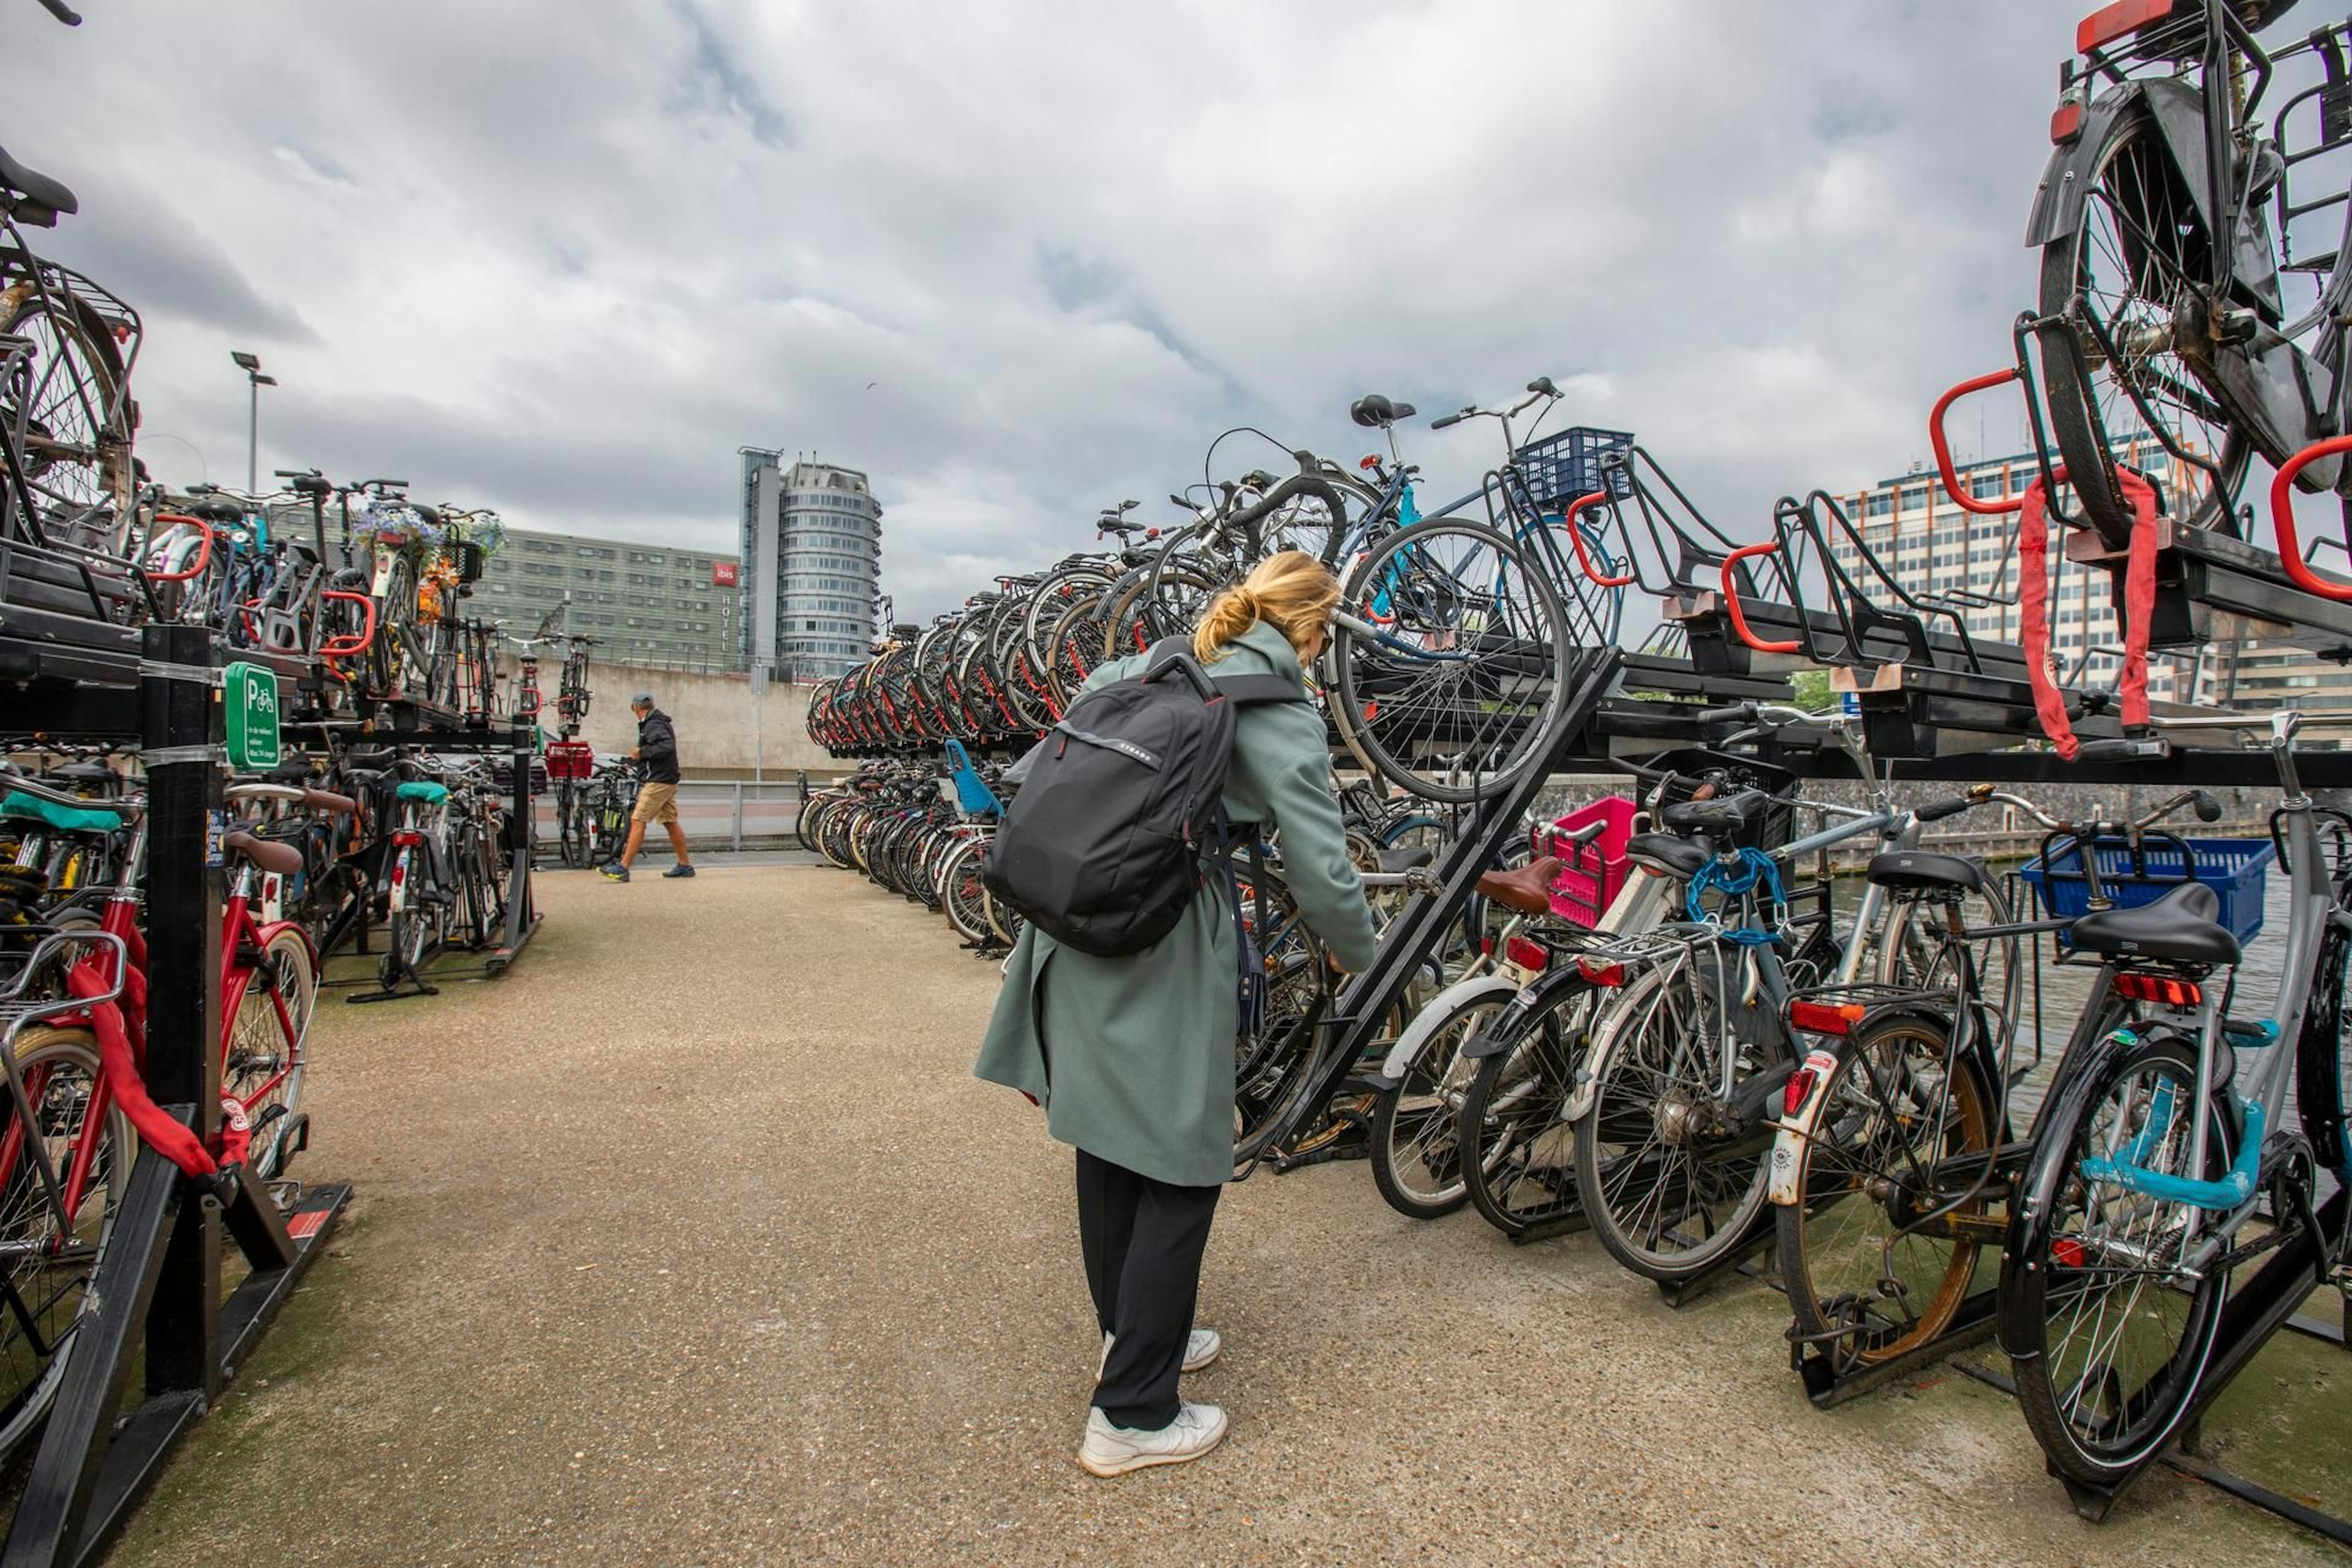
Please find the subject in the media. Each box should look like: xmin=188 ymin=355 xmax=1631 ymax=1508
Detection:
xmin=2019 ymin=467 xmax=2160 ymax=760
xmin=64 ymin=960 xmax=243 ymax=1180
xmin=1684 ymin=848 xmax=1789 ymax=943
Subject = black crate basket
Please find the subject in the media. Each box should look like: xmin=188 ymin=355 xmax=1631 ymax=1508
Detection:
xmin=1515 ymin=426 xmax=1636 ymax=513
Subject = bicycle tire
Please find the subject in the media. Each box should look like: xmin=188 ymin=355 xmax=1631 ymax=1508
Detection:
xmin=1776 ymin=1014 xmax=1993 ymax=1375
xmin=1330 ymin=520 xmax=1574 ymax=804
xmin=2294 ymin=876 xmax=2352 ymax=1175
xmin=0 ymin=1026 xmax=132 ymax=1463
xmin=2037 ymin=106 xmax=2252 ymax=546
xmin=1458 ymin=991 xmax=1593 ymax=1236
xmin=2002 ymin=1031 xmax=2229 ymax=1483
xmin=1368 ymin=981 xmax=1515 ymax=1221
xmin=223 ymin=927 xmax=316 ymax=1179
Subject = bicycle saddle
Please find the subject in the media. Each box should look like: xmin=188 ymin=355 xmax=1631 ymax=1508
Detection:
xmin=342 ymin=747 xmax=396 ymax=771
xmin=1625 ymin=832 xmax=1706 ymax=880
xmin=48 ymin=760 xmax=116 ymax=787
xmin=2068 ymin=881 xmax=2240 ymax=968
xmin=330 ymin=567 xmax=369 ymax=590
xmin=0 ymin=143 xmax=76 ymax=226
xmin=1374 ymin=842 xmax=1434 ymax=874
xmin=1349 ymin=394 xmax=1417 ymax=429
xmin=1661 ymin=789 xmax=1768 ymax=834
xmin=222 ymin=830 xmax=304 ymax=877
xmin=189 ymin=498 xmax=244 ymax=525
xmin=1476 ymin=856 xmax=1561 ymax=917
xmin=1865 ymin=850 xmax=1987 ymax=896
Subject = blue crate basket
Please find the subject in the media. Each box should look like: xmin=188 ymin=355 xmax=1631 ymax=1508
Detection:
xmin=1515 ymin=426 xmax=1636 ymax=511
xmin=2018 ymin=835 xmax=2274 ymax=946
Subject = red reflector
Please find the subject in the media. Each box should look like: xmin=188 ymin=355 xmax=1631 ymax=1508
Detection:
xmin=1578 ymin=957 xmax=1627 ymax=987
xmin=1504 ymin=937 xmax=1549 ymax=973
xmin=2076 ymin=0 xmax=2171 ymax=54
xmin=2114 ymin=971 xmax=2203 ymax=1006
xmin=392 ymin=830 xmax=423 ymax=847
xmin=2052 ymin=1237 xmax=2086 ymax=1269
xmin=2051 ymin=102 xmax=2085 ymax=144
xmin=1359 ymin=454 xmax=1381 ymax=470
xmin=1478 ymin=937 xmax=1496 ymax=956
xmin=1784 ymin=1067 xmax=1819 ymax=1118
xmin=1789 ymin=999 xmax=1868 ymax=1036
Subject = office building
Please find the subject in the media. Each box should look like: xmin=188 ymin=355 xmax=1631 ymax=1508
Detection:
xmin=738 ymin=450 xmax=883 ymax=681
xmin=476 ymin=526 xmax=742 ymax=670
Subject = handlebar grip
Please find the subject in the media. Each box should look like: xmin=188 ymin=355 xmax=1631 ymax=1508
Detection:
xmin=2075 ymin=737 xmax=2171 ymax=761
xmin=1915 ymin=796 xmax=1975 ymax=823
xmin=1694 ymin=703 xmax=1755 ymax=729
xmin=1430 ymin=412 xmax=1468 ymax=431
xmin=37 ymin=0 xmax=81 ymax=22
xmin=2193 ymin=790 xmax=2222 ymax=823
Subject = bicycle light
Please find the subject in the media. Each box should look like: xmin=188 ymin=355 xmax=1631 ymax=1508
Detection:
xmin=1788 ymin=999 xmax=1867 ymax=1036
xmin=1504 ymin=936 xmax=1550 ymax=973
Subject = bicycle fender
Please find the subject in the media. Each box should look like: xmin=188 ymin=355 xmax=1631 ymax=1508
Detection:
xmin=1993 ymin=1021 xmax=2151 ymax=1359
xmin=1461 ymin=962 xmax=1593 ymax=1063
xmin=2026 ymin=79 xmax=2283 ymax=321
xmin=1370 ymin=971 xmax=1518 ymax=1087
xmin=1562 ymin=963 xmax=1674 ymax=1125
xmin=1768 ymin=1039 xmax=1850 ymax=1208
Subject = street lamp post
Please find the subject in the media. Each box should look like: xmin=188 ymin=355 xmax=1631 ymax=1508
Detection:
xmin=230 ymin=350 xmax=276 ymax=492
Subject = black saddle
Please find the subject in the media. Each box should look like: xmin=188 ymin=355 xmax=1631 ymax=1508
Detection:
xmin=1625 ymin=832 xmax=1706 ymax=880
xmin=0 ymin=143 xmax=77 ymax=227
xmin=2070 ymin=881 xmax=2241 ymax=967
xmin=1662 ymin=788 xmax=1767 ymax=834
xmin=189 ymin=498 xmax=244 ymax=525
xmin=1373 ymin=842 xmax=1433 ymax=874
xmin=1866 ymin=850 xmax=1986 ymax=895
xmin=49 ymin=760 xmax=115 ymax=786
xmin=1350 ymin=394 xmax=1417 ymax=429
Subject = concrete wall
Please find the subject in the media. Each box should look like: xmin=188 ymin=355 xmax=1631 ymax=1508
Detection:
xmin=516 ymin=655 xmax=832 ymax=780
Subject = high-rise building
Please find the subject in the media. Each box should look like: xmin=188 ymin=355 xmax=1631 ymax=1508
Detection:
xmin=475 ymin=526 xmax=742 ymax=670
xmin=738 ymin=450 xmax=883 ymax=681
xmin=1826 ymin=438 xmax=2216 ymax=704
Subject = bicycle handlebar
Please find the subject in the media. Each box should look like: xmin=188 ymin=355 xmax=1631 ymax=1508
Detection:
xmin=1224 ymin=468 xmax=1345 ymax=534
xmin=35 ymin=0 xmax=81 ymax=23
xmin=1430 ymin=410 xmax=1469 ymax=431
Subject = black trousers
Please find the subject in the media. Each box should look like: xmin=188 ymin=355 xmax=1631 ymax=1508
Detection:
xmin=1076 ymin=1148 xmax=1222 ymax=1430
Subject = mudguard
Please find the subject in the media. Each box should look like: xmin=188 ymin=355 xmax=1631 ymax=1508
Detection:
xmin=1765 ymin=1002 xmax=1991 ymax=1207
xmin=1994 ymin=1021 xmax=2152 ymax=1358
xmin=2026 ymin=78 xmax=2284 ymax=323
xmin=1368 ymin=971 xmax=1520 ymax=1088
xmin=1461 ymin=959 xmax=1594 ymax=1062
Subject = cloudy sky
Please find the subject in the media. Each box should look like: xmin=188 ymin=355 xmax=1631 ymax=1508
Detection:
xmin=11 ymin=1 xmax=2331 ymax=620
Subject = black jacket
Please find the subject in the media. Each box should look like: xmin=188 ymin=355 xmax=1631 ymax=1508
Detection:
xmin=636 ymin=708 xmax=681 ymax=784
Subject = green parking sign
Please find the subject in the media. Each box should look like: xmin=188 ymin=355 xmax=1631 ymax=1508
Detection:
xmin=224 ymin=662 xmax=282 ymax=771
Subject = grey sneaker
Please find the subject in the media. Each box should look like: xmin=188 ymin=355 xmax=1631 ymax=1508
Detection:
xmin=1077 ymin=1401 xmax=1227 ymax=1477
xmin=663 ymin=863 xmax=696 ymax=878
xmin=1099 ymin=1327 xmax=1221 ymax=1378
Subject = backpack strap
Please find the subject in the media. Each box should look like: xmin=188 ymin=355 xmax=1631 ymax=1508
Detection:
xmin=1142 ymin=637 xmax=1309 ymax=708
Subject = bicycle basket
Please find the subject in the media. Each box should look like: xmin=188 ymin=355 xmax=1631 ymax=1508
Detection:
xmin=2019 ymin=834 xmax=2274 ymax=946
xmin=545 ymin=740 xmax=595 ymax=780
xmin=1540 ymin=795 xmax=1637 ymax=929
xmin=1514 ymin=426 xmax=1635 ymax=513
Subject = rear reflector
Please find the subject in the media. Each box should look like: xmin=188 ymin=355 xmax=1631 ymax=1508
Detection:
xmin=1504 ymin=937 xmax=1549 ymax=973
xmin=1784 ymin=1067 xmax=1819 ymax=1118
xmin=1789 ymin=999 xmax=1868 ymax=1036
xmin=2114 ymin=971 xmax=2203 ymax=1006
xmin=391 ymin=830 xmax=423 ymax=847
xmin=2076 ymin=0 xmax=2171 ymax=55
xmin=2052 ymin=1237 xmax=2087 ymax=1268
xmin=1578 ymin=957 xmax=1627 ymax=987
xmin=2051 ymin=102 xmax=2085 ymax=144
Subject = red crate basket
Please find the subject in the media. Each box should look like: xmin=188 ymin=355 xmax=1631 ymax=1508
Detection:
xmin=545 ymin=740 xmax=595 ymax=780
xmin=1539 ymin=795 xmax=1638 ymax=928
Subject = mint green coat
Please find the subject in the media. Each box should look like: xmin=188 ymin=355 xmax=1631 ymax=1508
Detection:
xmin=972 ymin=621 xmax=1381 ymax=1188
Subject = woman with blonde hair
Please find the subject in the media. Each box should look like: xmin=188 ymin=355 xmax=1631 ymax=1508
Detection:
xmin=976 ymin=549 xmax=1380 ymax=1476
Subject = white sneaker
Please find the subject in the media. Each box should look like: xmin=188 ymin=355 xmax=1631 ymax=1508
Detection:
xmin=1098 ymin=1327 xmax=1221 ymax=1378
xmin=1077 ymin=1401 xmax=1229 ymax=1477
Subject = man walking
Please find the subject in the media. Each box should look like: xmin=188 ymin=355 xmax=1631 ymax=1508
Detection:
xmin=601 ymin=692 xmax=694 ymax=883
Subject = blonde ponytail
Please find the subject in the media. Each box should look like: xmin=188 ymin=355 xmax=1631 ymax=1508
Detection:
xmin=1191 ymin=550 xmax=1341 ymax=665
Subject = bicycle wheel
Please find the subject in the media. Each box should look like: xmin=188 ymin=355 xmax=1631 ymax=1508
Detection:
xmin=2294 ymin=883 xmax=2352 ymax=1175
xmin=0 ymin=1025 xmax=133 ymax=1462
xmin=2038 ymin=106 xmax=2252 ymax=546
xmin=1330 ymin=521 xmax=1572 ymax=804
xmin=938 ymin=839 xmax=993 ymax=944
xmin=1777 ymin=1016 xmax=1994 ymax=1374
xmin=1369 ymin=982 xmax=1512 ymax=1220
xmin=1573 ymin=950 xmax=1776 ymax=1281
xmin=1458 ymin=992 xmax=1594 ymax=1236
xmin=1 ymin=290 xmax=129 ymax=535
xmin=223 ymin=927 xmax=316 ymax=1178
xmin=2003 ymin=1032 xmax=2230 ymax=1484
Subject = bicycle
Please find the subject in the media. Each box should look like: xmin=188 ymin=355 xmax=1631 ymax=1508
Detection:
xmin=1997 ymin=704 xmax=2352 ymax=1490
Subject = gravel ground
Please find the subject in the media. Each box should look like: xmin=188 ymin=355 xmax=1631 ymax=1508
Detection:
xmin=100 ymin=864 xmax=2340 ymax=1567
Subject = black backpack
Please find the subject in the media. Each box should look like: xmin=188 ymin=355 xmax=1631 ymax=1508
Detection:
xmin=981 ymin=641 xmax=1306 ymax=956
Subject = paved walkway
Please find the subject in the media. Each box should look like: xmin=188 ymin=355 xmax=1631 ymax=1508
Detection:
xmin=104 ymin=865 xmax=2342 ymax=1566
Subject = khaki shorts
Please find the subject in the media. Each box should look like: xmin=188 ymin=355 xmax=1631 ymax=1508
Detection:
xmin=631 ymin=780 xmax=679 ymax=826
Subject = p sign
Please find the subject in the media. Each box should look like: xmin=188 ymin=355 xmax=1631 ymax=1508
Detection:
xmin=224 ymin=661 xmax=283 ymax=771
